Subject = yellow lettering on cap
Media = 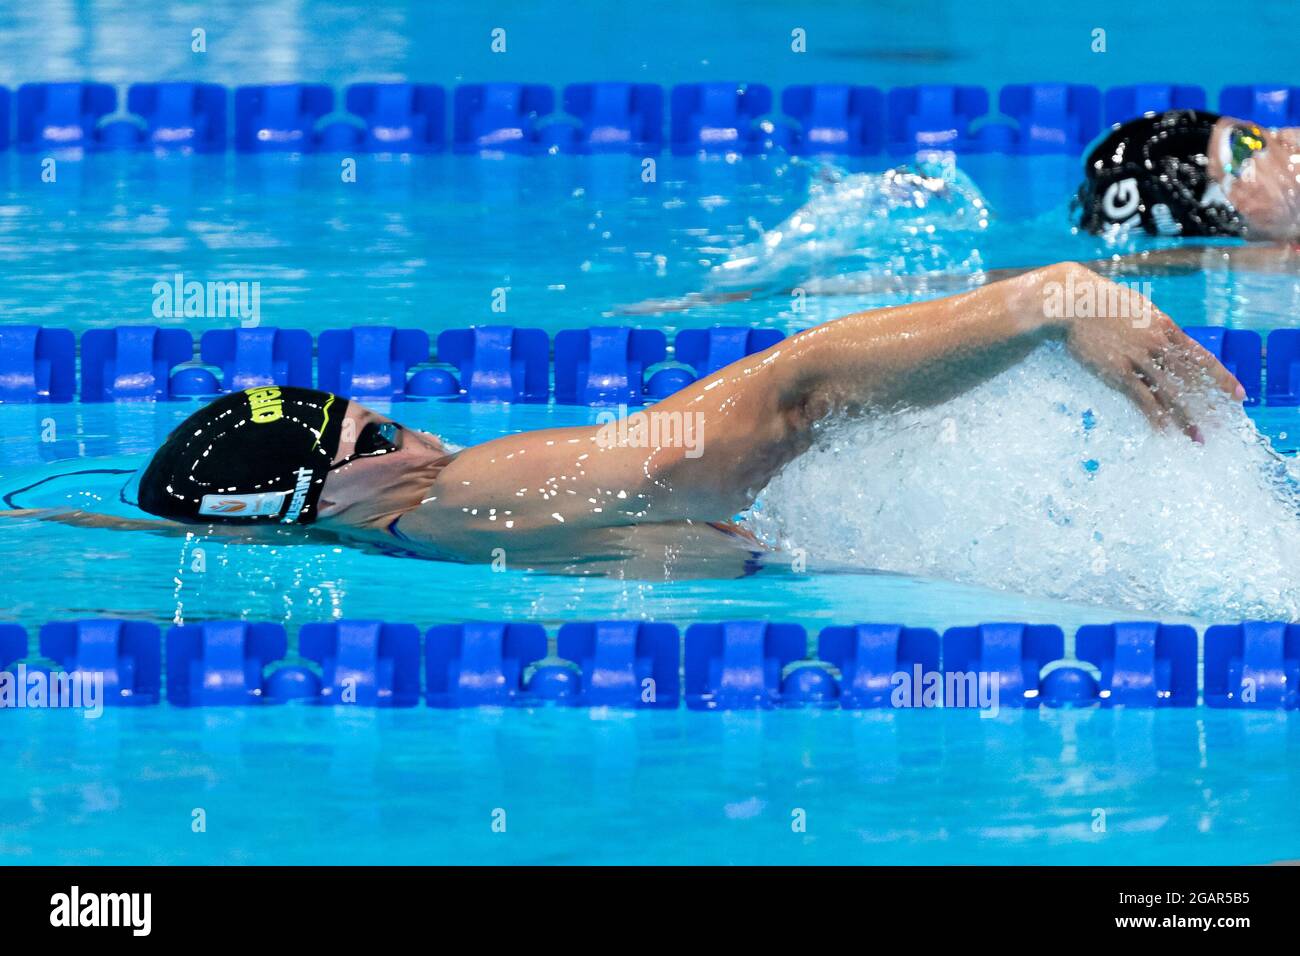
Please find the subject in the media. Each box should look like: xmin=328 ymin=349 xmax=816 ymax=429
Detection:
xmin=246 ymin=386 xmax=283 ymax=423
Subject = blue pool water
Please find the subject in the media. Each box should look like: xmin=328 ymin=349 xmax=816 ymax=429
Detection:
xmin=3 ymin=0 xmax=1298 ymax=93
xmin=2 ymin=0 xmax=1300 ymax=865
xmin=3 ymin=706 xmax=1299 ymax=865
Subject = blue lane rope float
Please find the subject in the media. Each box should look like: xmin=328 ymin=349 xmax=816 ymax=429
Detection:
xmin=684 ymin=621 xmax=807 ymax=709
xmin=670 ymin=82 xmax=773 ymax=155
xmin=165 ymin=620 xmax=288 ymax=706
xmin=301 ymin=620 xmax=422 ymax=706
xmin=1075 ymin=622 xmax=1199 ymax=706
xmin=0 ymin=323 xmax=793 ymax=404
xmin=817 ymin=624 xmax=940 ymax=708
xmin=199 ymin=328 xmax=314 ymax=393
xmin=553 ymin=327 xmax=666 ymax=406
xmin=0 ymin=323 xmax=1288 ymax=406
xmin=1102 ymin=83 xmax=1206 ymax=127
xmin=1 ymin=617 xmax=1297 ymax=711
xmin=1204 ymin=621 xmax=1300 ymax=708
xmin=79 ymin=326 xmax=193 ymax=402
xmin=781 ymin=84 xmax=885 ymax=155
xmin=0 ymin=325 xmax=75 ymax=403
xmin=426 ymin=622 xmax=549 ymax=707
xmin=317 ymin=326 xmax=432 ymax=402
xmin=39 ymin=619 xmax=162 ymax=705
xmin=1183 ymin=328 xmax=1261 ymax=405
xmin=940 ymin=623 xmax=1064 ymax=708
xmin=1266 ymin=330 xmax=1300 ymax=406
xmin=233 ymin=83 xmax=333 ymax=152
xmin=0 ymin=81 xmax=1298 ymax=156
xmin=434 ymin=326 xmax=549 ymax=403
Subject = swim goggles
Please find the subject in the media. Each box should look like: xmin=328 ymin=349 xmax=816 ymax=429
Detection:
xmin=1221 ymin=123 xmax=1265 ymax=180
xmin=328 ymin=420 xmax=404 ymax=472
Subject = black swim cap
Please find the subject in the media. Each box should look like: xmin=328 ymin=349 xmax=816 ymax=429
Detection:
xmin=1074 ymin=110 xmax=1242 ymax=237
xmin=137 ymin=386 xmax=349 ymax=525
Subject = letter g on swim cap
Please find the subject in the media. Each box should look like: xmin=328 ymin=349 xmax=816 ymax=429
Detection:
xmin=136 ymin=386 xmax=349 ymax=525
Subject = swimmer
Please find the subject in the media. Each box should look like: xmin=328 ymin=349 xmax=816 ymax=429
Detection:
xmin=1075 ymin=109 xmax=1300 ymax=240
xmin=619 ymin=109 xmax=1300 ymax=316
xmin=15 ymin=262 xmax=1235 ymax=577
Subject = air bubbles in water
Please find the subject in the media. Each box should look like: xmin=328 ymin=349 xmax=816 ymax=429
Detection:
xmin=746 ymin=344 xmax=1300 ymax=620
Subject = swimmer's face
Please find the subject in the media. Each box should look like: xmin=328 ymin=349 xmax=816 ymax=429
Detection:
xmin=315 ymin=403 xmax=452 ymax=528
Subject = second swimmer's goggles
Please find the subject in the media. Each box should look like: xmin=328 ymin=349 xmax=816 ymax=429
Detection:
xmin=1221 ymin=123 xmax=1265 ymax=180
xmin=328 ymin=421 xmax=404 ymax=472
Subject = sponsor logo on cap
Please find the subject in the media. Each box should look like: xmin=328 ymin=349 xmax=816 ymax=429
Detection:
xmin=1102 ymin=177 xmax=1140 ymax=222
xmin=199 ymin=491 xmax=286 ymax=517
xmin=247 ymin=387 xmax=284 ymax=424
xmin=281 ymin=467 xmax=316 ymax=523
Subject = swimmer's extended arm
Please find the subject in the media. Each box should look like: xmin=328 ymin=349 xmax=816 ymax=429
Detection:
xmin=431 ymin=263 xmax=1242 ymax=533
xmin=626 ymin=262 xmax=1240 ymax=517
xmin=989 ymin=243 xmax=1300 ymax=281
xmin=0 ymin=507 xmax=301 ymax=543
xmin=0 ymin=508 xmax=183 ymax=532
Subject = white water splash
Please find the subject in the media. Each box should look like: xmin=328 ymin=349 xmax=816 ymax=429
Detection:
xmin=746 ymin=344 xmax=1300 ymax=620
xmin=709 ymin=157 xmax=992 ymax=292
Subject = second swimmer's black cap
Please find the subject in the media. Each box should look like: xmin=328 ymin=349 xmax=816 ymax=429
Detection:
xmin=1074 ymin=109 xmax=1242 ymax=237
xmin=137 ymin=386 xmax=349 ymax=525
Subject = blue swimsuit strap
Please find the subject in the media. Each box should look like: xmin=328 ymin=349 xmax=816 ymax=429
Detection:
xmin=384 ymin=450 xmax=460 ymax=545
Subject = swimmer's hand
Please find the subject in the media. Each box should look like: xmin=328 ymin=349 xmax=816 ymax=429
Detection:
xmin=1048 ymin=262 xmax=1246 ymax=440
